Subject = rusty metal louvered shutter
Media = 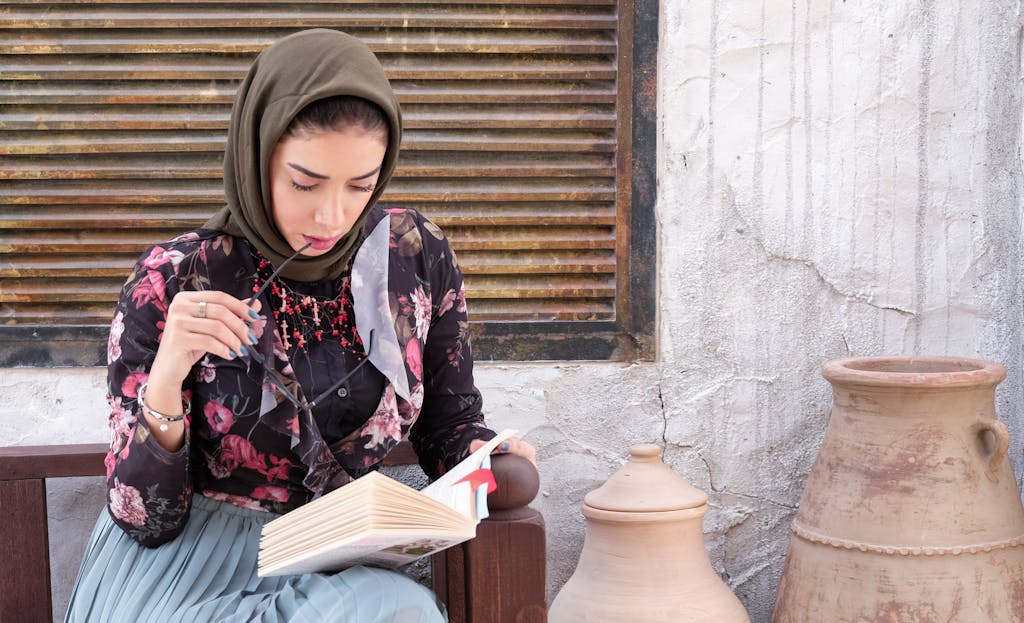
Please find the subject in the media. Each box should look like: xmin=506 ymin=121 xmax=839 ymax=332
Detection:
xmin=0 ymin=0 xmax=654 ymax=363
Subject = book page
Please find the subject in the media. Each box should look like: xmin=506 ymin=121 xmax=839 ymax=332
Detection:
xmin=262 ymin=532 xmax=473 ymax=576
xmin=420 ymin=428 xmax=517 ymax=518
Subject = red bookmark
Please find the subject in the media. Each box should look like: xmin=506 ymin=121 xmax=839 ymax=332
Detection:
xmin=455 ymin=468 xmax=497 ymax=494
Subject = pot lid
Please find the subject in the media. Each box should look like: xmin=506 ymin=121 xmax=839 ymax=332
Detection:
xmin=584 ymin=444 xmax=708 ymax=512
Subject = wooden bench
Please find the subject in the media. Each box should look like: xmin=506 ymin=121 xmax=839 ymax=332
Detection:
xmin=0 ymin=442 xmax=547 ymax=623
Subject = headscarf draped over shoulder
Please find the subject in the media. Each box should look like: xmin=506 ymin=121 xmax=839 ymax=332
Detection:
xmin=204 ymin=29 xmax=402 ymax=281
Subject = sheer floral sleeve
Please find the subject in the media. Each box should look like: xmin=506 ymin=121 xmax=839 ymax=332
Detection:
xmin=406 ymin=214 xmax=495 ymax=478
xmin=104 ymin=238 xmax=201 ymax=547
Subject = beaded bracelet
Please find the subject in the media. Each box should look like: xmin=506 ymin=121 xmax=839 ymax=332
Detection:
xmin=137 ymin=382 xmax=191 ymax=432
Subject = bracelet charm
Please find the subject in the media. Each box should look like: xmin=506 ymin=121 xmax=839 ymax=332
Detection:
xmin=138 ymin=382 xmax=191 ymax=432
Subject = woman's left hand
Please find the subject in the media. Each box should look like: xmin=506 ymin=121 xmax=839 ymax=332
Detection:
xmin=470 ymin=437 xmax=537 ymax=468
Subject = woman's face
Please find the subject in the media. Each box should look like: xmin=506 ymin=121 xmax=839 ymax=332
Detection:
xmin=268 ymin=127 xmax=388 ymax=255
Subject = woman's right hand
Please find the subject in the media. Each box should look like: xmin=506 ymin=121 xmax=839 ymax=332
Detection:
xmin=142 ymin=292 xmax=262 ymax=452
xmin=149 ymin=291 xmax=262 ymax=387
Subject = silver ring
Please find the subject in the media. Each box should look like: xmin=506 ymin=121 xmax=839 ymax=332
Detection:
xmin=197 ymin=301 xmax=208 ymax=319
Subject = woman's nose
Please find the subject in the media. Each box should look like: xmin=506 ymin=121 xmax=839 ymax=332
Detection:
xmin=314 ymin=192 xmax=348 ymax=229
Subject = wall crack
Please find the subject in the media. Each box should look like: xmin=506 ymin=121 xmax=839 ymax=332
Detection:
xmin=723 ymin=191 xmax=918 ymax=316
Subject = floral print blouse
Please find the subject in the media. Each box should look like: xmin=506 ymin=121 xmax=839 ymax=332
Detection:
xmin=105 ymin=206 xmax=496 ymax=546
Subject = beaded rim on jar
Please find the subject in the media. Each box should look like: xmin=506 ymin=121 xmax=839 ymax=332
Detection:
xmin=791 ymin=519 xmax=1024 ymax=556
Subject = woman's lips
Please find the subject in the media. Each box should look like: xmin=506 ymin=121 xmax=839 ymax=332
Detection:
xmin=302 ymin=235 xmax=340 ymax=251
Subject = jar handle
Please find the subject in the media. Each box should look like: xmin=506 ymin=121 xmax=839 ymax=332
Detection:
xmin=972 ymin=419 xmax=1010 ymax=482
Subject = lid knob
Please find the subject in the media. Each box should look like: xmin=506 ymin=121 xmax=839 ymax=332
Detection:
xmin=583 ymin=443 xmax=708 ymax=512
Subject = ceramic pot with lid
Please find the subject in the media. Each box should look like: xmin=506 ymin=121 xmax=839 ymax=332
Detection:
xmin=549 ymin=444 xmax=750 ymax=622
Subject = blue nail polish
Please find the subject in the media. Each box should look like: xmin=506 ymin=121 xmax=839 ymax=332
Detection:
xmin=228 ymin=349 xmax=237 ymax=359
xmin=239 ymin=345 xmax=249 ymax=357
xmin=248 ymin=330 xmax=257 ymax=345
xmin=500 ymin=442 xmax=510 ymax=452
xmin=248 ymin=309 xmax=260 ymax=320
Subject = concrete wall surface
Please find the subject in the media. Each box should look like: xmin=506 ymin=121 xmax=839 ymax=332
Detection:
xmin=3 ymin=1 xmax=1024 ymax=622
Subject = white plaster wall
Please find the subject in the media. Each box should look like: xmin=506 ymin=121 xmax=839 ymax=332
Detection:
xmin=657 ymin=0 xmax=1024 ymax=619
xmin=4 ymin=1 xmax=1024 ymax=621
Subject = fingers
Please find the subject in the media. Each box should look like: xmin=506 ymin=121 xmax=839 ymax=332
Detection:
xmin=501 ymin=438 xmax=538 ymax=467
xmin=470 ymin=437 xmax=538 ymax=468
xmin=194 ymin=290 xmax=262 ymax=321
xmin=163 ymin=291 xmax=263 ymax=363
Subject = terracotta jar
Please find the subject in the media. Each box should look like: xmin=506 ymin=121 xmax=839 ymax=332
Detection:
xmin=773 ymin=356 xmax=1024 ymax=621
xmin=550 ymin=444 xmax=749 ymax=623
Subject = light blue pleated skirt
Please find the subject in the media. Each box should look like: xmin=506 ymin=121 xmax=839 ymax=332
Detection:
xmin=64 ymin=494 xmax=446 ymax=623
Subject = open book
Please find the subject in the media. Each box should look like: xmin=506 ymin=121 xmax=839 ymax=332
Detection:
xmin=257 ymin=429 xmax=517 ymax=577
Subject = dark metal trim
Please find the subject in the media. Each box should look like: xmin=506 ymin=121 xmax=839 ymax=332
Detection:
xmin=0 ymin=321 xmax=640 ymax=366
xmin=626 ymin=0 xmax=659 ymax=361
xmin=0 ymin=326 xmax=108 ymax=367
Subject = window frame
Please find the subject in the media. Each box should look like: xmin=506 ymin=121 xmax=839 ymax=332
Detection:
xmin=0 ymin=0 xmax=657 ymax=366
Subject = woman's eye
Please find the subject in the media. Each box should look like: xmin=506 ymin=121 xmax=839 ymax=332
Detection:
xmin=352 ymin=184 xmax=375 ymax=193
xmin=290 ymin=180 xmax=316 ymax=192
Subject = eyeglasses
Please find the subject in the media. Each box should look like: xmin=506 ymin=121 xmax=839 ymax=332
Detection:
xmin=243 ymin=242 xmax=375 ymax=416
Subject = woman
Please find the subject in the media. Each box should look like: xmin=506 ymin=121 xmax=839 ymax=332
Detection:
xmin=65 ymin=29 xmax=535 ymax=623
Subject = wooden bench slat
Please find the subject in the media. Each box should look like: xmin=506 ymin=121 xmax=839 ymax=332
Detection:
xmin=0 ymin=443 xmax=108 ymax=480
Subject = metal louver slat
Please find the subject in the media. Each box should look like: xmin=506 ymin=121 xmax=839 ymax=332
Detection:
xmin=0 ymin=0 xmax=642 ymax=363
xmin=2 ymin=5 xmax=618 ymax=29
xmin=3 ymin=0 xmax=614 ymax=4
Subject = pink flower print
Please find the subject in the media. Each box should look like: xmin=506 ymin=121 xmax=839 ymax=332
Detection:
xmin=437 ymin=289 xmax=458 ymax=318
xmin=408 ymin=383 xmax=424 ymax=412
xmin=131 ymin=271 xmax=168 ymax=313
xmin=405 ymin=338 xmax=422 ymax=382
xmin=121 ymin=372 xmax=148 ymax=399
xmin=204 ymin=400 xmax=234 ymax=434
xmin=107 ymin=311 xmax=125 ymax=363
xmin=205 ymin=451 xmax=231 ymax=479
xmin=109 ymin=478 xmax=148 ymax=526
xmin=107 ymin=397 xmax=135 ymax=440
xmin=118 ymin=427 xmax=135 ymax=461
xmin=261 ymin=455 xmax=293 ymax=482
xmin=456 ymin=283 xmax=467 ymax=313
xmin=363 ymin=414 xmax=402 ymax=450
xmin=252 ymin=485 xmax=291 ymax=503
xmin=196 ymin=358 xmax=216 ymax=384
xmin=104 ymin=451 xmax=117 ymax=480
xmin=202 ymin=490 xmax=265 ymax=511
xmin=219 ymin=434 xmax=265 ymax=472
xmin=362 ymin=392 xmax=402 ymax=450
xmin=410 ymin=286 xmax=431 ymax=340
xmin=142 ymin=246 xmax=185 ymax=270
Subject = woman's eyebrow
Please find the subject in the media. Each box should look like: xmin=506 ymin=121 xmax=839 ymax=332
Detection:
xmin=287 ymin=162 xmax=329 ymax=180
xmin=351 ymin=165 xmax=382 ymax=181
xmin=286 ymin=163 xmax=381 ymax=181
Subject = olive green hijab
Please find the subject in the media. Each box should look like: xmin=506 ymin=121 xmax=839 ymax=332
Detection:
xmin=204 ymin=29 xmax=402 ymax=281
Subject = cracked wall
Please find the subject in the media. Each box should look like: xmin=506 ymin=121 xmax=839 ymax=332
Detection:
xmin=658 ymin=0 xmax=1024 ymax=621
xmin=3 ymin=1 xmax=1024 ymax=622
